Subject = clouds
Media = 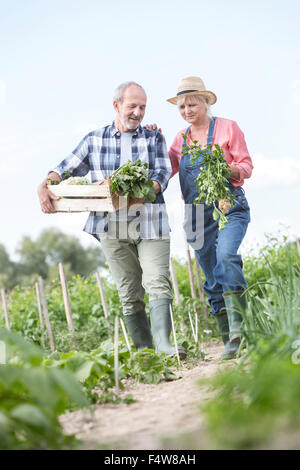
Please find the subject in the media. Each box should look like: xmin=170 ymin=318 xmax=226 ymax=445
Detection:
xmin=247 ymin=153 xmax=300 ymax=189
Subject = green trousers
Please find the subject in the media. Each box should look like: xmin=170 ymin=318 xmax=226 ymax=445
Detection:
xmin=100 ymin=236 xmax=173 ymax=316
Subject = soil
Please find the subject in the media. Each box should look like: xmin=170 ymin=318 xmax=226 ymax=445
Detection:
xmin=59 ymin=342 xmax=230 ymax=450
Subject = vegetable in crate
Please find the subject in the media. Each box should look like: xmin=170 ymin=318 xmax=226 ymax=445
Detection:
xmin=182 ymin=136 xmax=236 ymax=230
xmin=109 ymin=159 xmax=156 ymax=203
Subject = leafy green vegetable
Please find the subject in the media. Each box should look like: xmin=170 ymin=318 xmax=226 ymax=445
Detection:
xmin=110 ymin=160 xmax=156 ymax=202
xmin=0 ymin=329 xmax=88 ymax=449
xmin=182 ymin=137 xmax=236 ymax=230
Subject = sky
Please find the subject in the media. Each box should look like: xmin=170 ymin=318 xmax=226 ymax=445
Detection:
xmin=0 ymin=0 xmax=299 ymax=262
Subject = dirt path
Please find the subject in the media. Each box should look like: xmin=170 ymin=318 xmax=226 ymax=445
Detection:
xmin=60 ymin=342 xmax=227 ymax=450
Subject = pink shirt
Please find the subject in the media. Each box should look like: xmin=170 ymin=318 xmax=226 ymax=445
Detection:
xmin=168 ymin=117 xmax=253 ymax=187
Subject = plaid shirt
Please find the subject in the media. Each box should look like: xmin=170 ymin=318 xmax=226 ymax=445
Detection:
xmin=52 ymin=122 xmax=172 ymax=238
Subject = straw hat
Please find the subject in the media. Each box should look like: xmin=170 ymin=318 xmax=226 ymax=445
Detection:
xmin=167 ymin=76 xmax=217 ymax=105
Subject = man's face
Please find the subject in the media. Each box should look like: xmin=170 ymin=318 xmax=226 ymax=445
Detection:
xmin=114 ymin=85 xmax=147 ymax=131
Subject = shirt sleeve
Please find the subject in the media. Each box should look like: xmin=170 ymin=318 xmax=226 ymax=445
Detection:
xmin=51 ymin=134 xmax=90 ymax=178
xmin=147 ymin=130 xmax=172 ymax=192
xmin=228 ymin=121 xmax=254 ymax=184
xmin=168 ymin=131 xmax=183 ymax=178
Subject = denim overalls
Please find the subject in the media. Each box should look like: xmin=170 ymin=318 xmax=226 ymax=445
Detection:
xmin=179 ymin=117 xmax=250 ymax=316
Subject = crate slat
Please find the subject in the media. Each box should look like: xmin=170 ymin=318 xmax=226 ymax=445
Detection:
xmin=49 ymin=184 xmax=111 ymax=197
xmin=53 ymin=198 xmax=115 ymax=212
xmin=48 ymin=181 xmax=131 ymax=213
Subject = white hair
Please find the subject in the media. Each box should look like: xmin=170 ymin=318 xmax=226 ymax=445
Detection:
xmin=177 ymin=94 xmax=212 ymax=118
xmin=113 ymin=81 xmax=146 ymax=103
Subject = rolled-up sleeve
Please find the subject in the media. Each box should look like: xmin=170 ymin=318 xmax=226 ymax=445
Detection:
xmin=228 ymin=121 xmax=254 ymax=184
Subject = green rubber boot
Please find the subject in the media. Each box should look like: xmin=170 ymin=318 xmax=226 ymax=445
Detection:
xmin=215 ymin=310 xmax=240 ymax=360
xmin=223 ymin=291 xmax=246 ymax=344
xmin=123 ymin=310 xmax=154 ymax=350
xmin=149 ymin=298 xmax=187 ymax=359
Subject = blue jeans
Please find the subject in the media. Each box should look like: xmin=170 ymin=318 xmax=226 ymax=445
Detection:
xmin=193 ymin=187 xmax=250 ymax=315
xmin=179 ymin=118 xmax=250 ymax=316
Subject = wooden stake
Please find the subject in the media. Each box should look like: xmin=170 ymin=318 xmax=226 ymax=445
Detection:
xmin=120 ymin=318 xmax=132 ymax=356
xmin=296 ymin=238 xmax=300 ymax=258
xmin=95 ymin=271 xmax=109 ymax=319
xmin=1 ymin=288 xmax=11 ymax=331
xmin=188 ymin=310 xmax=196 ymax=342
xmin=35 ymin=282 xmax=45 ymax=347
xmin=195 ymin=309 xmax=199 ymax=344
xmin=195 ymin=258 xmax=208 ymax=320
xmin=170 ymin=257 xmax=181 ymax=306
xmin=58 ymin=263 xmax=75 ymax=334
xmin=169 ymin=303 xmax=180 ymax=365
xmin=185 ymin=239 xmax=197 ymax=299
xmin=95 ymin=271 xmax=112 ymax=336
xmin=114 ymin=316 xmax=119 ymax=395
xmin=38 ymin=277 xmax=55 ymax=351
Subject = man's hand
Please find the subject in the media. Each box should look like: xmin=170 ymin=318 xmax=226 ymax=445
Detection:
xmin=144 ymin=123 xmax=162 ymax=133
xmin=152 ymin=181 xmax=161 ymax=194
xmin=38 ymin=172 xmax=61 ymax=213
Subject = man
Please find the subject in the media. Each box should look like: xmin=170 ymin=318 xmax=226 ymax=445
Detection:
xmin=38 ymin=81 xmax=186 ymax=359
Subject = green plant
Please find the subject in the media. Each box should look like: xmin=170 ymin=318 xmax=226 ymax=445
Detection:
xmin=182 ymin=138 xmax=235 ymax=229
xmin=198 ymin=250 xmax=300 ymax=449
xmin=0 ymin=329 xmax=89 ymax=450
xmin=110 ymin=159 xmax=156 ymax=202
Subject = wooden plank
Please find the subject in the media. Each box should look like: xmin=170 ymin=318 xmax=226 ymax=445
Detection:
xmin=58 ymin=263 xmax=75 ymax=334
xmin=52 ymin=198 xmax=115 ymax=212
xmin=38 ymin=277 xmax=55 ymax=351
xmin=49 ymin=184 xmax=111 ymax=198
xmin=1 ymin=288 xmax=11 ymax=331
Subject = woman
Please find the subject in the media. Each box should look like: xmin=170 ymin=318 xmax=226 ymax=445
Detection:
xmin=167 ymin=76 xmax=254 ymax=360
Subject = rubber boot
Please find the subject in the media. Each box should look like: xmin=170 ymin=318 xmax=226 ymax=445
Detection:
xmin=223 ymin=291 xmax=246 ymax=343
xmin=215 ymin=310 xmax=240 ymax=360
xmin=149 ymin=298 xmax=187 ymax=359
xmin=123 ymin=310 xmax=154 ymax=350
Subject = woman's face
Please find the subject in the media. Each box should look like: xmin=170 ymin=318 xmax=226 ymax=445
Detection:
xmin=178 ymin=96 xmax=208 ymax=124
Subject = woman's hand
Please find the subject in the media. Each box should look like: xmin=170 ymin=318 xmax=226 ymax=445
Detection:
xmin=229 ymin=165 xmax=240 ymax=180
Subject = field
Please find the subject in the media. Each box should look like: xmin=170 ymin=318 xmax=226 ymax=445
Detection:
xmin=0 ymin=235 xmax=299 ymax=450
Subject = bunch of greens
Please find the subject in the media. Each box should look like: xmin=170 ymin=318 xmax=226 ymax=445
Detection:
xmin=182 ymin=137 xmax=235 ymax=230
xmin=110 ymin=160 xmax=156 ymax=202
xmin=46 ymin=172 xmax=89 ymax=186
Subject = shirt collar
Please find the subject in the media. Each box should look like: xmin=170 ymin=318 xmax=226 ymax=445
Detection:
xmin=110 ymin=121 xmax=144 ymax=137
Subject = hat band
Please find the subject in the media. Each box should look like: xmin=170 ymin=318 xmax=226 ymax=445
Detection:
xmin=176 ymin=89 xmax=198 ymax=96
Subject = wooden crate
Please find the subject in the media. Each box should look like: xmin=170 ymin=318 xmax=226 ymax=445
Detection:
xmin=48 ymin=181 xmax=128 ymax=212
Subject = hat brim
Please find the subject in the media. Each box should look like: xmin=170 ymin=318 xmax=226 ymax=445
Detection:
xmin=167 ymin=90 xmax=217 ymax=105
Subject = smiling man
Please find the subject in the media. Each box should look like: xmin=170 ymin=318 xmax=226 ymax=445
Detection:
xmin=37 ymin=81 xmax=186 ymax=359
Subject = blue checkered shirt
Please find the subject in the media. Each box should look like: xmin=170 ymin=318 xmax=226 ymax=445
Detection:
xmin=51 ymin=122 xmax=172 ymax=238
